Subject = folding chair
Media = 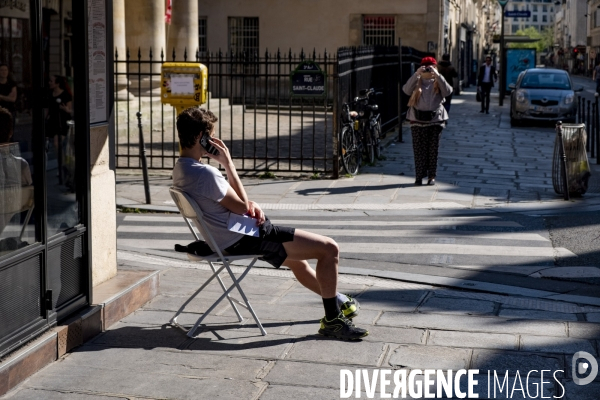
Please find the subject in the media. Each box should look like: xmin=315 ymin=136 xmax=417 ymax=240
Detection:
xmin=169 ymin=187 xmax=267 ymax=338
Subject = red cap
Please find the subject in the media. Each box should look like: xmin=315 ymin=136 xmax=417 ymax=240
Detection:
xmin=420 ymin=57 xmax=437 ymax=66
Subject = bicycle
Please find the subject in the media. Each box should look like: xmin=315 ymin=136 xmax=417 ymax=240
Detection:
xmin=354 ymin=88 xmax=383 ymax=163
xmin=339 ymin=103 xmax=361 ymax=175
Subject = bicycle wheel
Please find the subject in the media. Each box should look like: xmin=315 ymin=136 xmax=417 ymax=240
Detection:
xmin=371 ymin=122 xmax=381 ymax=159
xmin=363 ymin=128 xmax=375 ymax=164
xmin=340 ymin=125 xmax=360 ymax=175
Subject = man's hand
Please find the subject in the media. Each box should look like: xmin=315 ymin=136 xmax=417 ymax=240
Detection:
xmin=204 ymin=137 xmax=232 ymax=165
xmin=247 ymin=201 xmax=265 ymax=225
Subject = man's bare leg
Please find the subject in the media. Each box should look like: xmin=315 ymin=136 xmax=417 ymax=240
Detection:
xmin=282 ymin=229 xmax=338 ymax=298
xmin=282 ymin=229 xmax=368 ymax=339
xmin=282 ymin=259 xmax=321 ymax=295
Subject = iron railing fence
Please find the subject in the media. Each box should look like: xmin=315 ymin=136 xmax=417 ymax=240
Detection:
xmin=115 ymin=48 xmax=336 ymax=173
xmin=337 ymin=46 xmax=400 ymax=134
xmin=577 ymin=96 xmax=600 ymax=166
xmin=114 ymin=45 xmax=428 ymax=175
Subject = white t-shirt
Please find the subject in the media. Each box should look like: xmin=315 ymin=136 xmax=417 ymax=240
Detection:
xmin=172 ymin=157 xmax=242 ymax=250
xmin=483 ymin=65 xmax=492 ymax=83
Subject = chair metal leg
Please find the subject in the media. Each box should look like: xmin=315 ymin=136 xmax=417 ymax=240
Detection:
xmin=207 ymin=261 xmax=244 ymax=322
xmin=222 ymin=258 xmax=267 ymax=336
xmin=187 ymin=259 xmax=263 ymax=338
xmin=170 ymin=264 xmax=226 ymax=326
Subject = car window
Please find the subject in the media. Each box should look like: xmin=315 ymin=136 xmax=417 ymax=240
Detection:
xmin=520 ymin=72 xmax=571 ymax=90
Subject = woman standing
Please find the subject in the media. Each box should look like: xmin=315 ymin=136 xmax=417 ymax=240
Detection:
xmin=403 ymin=57 xmax=452 ymax=186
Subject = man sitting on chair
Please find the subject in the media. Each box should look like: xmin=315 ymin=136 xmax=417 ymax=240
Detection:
xmin=172 ymin=107 xmax=368 ymax=340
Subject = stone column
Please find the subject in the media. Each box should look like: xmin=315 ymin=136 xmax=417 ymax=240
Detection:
xmin=113 ymin=0 xmax=126 ymax=60
xmin=167 ymin=0 xmax=199 ymax=61
xmin=124 ymin=0 xmax=165 ymax=72
xmin=112 ymin=0 xmax=132 ymax=100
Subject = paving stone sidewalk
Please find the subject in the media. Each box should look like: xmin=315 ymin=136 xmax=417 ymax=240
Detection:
xmin=116 ymin=87 xmax=600 ymax=214
xmin=4 ymin=252 xmax=600 ymax=400
xmin=8 ymin=87 xmax=600 ymax=399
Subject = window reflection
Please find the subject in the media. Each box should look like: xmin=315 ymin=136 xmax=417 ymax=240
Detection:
xmin=0 ymin=108 xmax=33 ymax=253
xmin=0 ymin=12 xmax=35 ymax=255
xmin=43 ymin=1 xmax=79 ymax=235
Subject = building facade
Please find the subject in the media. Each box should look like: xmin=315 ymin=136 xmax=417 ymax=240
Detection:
xmin=554 ymin=0 xmax=588 ymax=73
xmin=115 ymin=1 xmax=498 ymax=95
xmin=587 ymin=0 xmax=600 ymax=69
xmin=195 ymin=0 xmax=441 ymax=56
xmin=505 ymin=0 xmax=556 ymax=34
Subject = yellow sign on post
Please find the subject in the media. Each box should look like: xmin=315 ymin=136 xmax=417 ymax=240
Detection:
xmin=161 ymin=62 xmax=208 ymax=115
xmin=161 ymin=62 xmax=208 ymax=153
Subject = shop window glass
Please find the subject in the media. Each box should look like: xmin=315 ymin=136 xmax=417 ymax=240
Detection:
xmin=0 ymin=11 xmax=34 ymax=256
xmin=43 ymin=1 xmax=79 ymax=236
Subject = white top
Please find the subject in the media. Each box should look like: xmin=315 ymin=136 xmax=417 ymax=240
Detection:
xmin=483 ymin=65 xmax=492 ymax=83
xmin=172 ymin=157 xmax=242 ymax=250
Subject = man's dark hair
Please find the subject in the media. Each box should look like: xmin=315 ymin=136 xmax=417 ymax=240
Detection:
xmin=0 ymin=63 xmax=8 ymax=69
xmin=0 ymin=107 xmax=13 ymax=143
xmin=176 ymin=107 xmax=218 ymax=149
xmin=485 ymin=56 xmax=492 ymax=61
xmin=442 ymin=54 xmax=450 ymax=61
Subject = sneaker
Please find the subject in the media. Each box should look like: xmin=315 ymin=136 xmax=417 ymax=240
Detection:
xmin=340 ymin=294 xmax=360 ymax=319
xmin=318 ymin=313 xmax=369 ymax=340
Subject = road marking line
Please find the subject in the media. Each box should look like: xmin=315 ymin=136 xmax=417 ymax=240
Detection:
xmin=117 ymin=225 xmax=548 ymax=241
xmin=117 ymin=239 xmax=571 ymax=257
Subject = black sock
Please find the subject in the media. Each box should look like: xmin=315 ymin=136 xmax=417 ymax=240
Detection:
xmin=323 ymin=296 xmax=341 ymax=320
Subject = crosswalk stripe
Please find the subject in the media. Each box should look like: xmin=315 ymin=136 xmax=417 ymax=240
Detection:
xmin=337 ymin=243 xmax=574 ymax=257
xmin=123 ymin=215 xmax=505 ymax=222
xmin=117 ymin=238 xmax=571 ymax=257
xmin=117 ymin=225 xmax=548 ymax=241
xmin=123 ymin=215 xmax=522 ymax=227
xmin=271 ymin=220 xmax=522 ymax=227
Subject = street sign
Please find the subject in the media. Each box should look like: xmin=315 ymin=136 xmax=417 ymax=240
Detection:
xmin=505 ymin=10 xmax=531 ymax=18
xmin=290 ymin=61 xmax=327 ymax=97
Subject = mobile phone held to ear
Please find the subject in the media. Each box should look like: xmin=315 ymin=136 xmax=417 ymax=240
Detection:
xmin=200 ymin=133 xmax=219 ymax=155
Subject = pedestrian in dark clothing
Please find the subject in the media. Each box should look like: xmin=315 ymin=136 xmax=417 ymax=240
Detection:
xmin=403 ymin=56 xmax=453 ymax=186
xmin=437 ymin=54 xmax=458 ymax=113
xmin=592 ymin=60 xmax=600 ymax=97
xmin=477 ymin=56 xmax=497 ymax=114
xmin=45 ymin=75 xmax=73 ymax=139
xmin=0 ymin=64 xmax=17 ymax=125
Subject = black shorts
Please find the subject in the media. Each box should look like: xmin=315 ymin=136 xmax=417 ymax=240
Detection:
xmin=224 ymin=218 xmax=295 ymax=268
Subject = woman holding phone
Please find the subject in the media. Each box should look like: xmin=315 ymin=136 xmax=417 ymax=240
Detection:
xmin=403 ymin=57 xmax=452 ymax=186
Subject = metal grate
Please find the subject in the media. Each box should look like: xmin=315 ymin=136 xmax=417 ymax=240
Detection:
xmin=228 ymin=17 xmax=259 ymax=54
xmin=362 ymin=16 xmax=395 ymax=46
xmin=0 ymin=256 xmax=41 ymax=340
xmin=56 ymin=235 xmax=83 ymax=307
xmin=198 ymin=17 xmax=207 ymax=57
